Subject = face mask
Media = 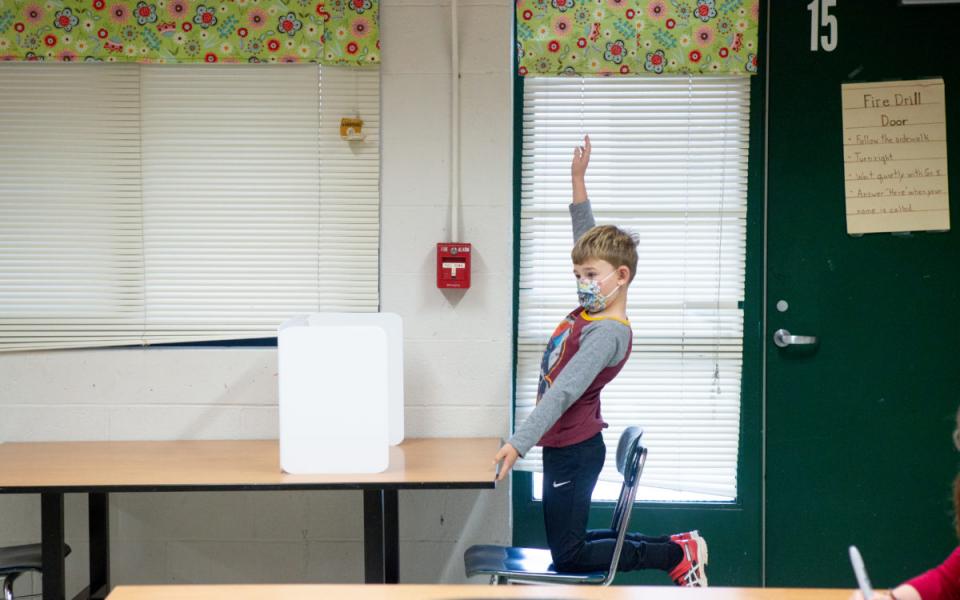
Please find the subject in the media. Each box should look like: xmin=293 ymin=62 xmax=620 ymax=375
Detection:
xmin=577 ymin=270 xmax=621 ymax=313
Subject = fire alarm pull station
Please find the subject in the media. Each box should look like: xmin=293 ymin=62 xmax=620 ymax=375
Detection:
xmin=436 ymin=243 xmax=471 ymax=289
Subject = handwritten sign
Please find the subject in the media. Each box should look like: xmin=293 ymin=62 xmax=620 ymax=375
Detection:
xmin=841 ymin=78 xmax=950 ymax=234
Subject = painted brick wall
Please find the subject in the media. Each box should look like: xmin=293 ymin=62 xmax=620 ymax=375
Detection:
xmin=0 ymin=0 xmax=514 ymax=594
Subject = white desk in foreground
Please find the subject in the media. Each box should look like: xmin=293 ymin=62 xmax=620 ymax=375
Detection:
xmin=106 ymin=584 xmax=854 ymax=600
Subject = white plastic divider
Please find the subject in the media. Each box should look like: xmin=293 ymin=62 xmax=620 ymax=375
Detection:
xmin=278 ymin=313 xmax=404 ymax=474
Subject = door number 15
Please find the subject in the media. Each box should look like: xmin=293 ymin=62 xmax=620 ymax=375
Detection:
xmin=807 ymin=0 xmax=838 ymax=52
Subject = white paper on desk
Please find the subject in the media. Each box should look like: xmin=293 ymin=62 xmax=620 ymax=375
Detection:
xmin=278 ymin=314 xmax=403 ymax=474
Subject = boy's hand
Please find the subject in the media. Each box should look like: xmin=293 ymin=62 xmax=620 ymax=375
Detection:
xmin=571 ymin=134 xmax=591 ymax=180
xmin=572 ymin=135 xmax=590 ymax=203
xmin=493 ymin=443 xmax=520 ymax=482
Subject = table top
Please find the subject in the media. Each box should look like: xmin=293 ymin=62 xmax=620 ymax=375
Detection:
xmin=0 ymin=438 xmax=501 ymax=492
xmin=106 ymin=585 xmax=854 ymax=600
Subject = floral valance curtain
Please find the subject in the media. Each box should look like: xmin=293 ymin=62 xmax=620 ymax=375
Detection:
xmin=0 ymin=0 xmax=379 ymax=66
xmin=517 ymin=0 xmax=759 ymax=76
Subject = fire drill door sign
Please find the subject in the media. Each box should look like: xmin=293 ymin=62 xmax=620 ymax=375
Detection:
xmin=841 ymin=78 xmax=950 ymax=234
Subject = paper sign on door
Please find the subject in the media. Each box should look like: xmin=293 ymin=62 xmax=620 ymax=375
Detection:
xmin=841 ymin=78 xmax=950 ymax=234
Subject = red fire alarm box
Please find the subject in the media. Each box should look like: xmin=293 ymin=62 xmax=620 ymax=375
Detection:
xmin=436 ymin=243 xmax=471 ymax=289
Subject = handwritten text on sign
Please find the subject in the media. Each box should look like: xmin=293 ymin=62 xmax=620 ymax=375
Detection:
xmin=841 ymin=78 xmax=950 ymax=234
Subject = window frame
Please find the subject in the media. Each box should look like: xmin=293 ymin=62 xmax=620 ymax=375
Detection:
xmin=509 ymin=37 xmax=766 ymax=587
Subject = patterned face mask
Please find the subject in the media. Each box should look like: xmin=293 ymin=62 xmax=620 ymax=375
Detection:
xmin=577 ymin=270 xmax=621 ymax=313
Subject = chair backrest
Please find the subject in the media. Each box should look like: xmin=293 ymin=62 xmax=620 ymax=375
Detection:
xmin=601 ymin=425 xmax=647 ymax=586
xmin=615 ymin=426 xmax=643 ymax=481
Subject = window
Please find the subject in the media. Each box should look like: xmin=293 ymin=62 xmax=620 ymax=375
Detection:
xmin=516 ymin=75 xmax=750 ymax=502
xmin=0 ymin=63 xmax=380 ymax=351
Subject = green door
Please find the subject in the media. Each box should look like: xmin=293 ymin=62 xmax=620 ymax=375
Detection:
xmin=766 ymin=0 xmax=960 ymax=587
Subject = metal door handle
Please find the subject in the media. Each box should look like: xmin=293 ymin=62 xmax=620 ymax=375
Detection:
xmin=773 ymin=328 xmax=817 ymax=348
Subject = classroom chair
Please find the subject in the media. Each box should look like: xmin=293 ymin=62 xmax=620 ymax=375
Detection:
xmin=463 ymin=426 xmax=647 ymax=585
xmin=0 ymin=543 xmax=71 ymax=600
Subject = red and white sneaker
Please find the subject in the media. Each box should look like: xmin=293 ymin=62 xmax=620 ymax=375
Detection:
xmin=668 ymin=533 xmax=708 ymax=587
xmin=670 ymin=529 xmax=700 ymax=543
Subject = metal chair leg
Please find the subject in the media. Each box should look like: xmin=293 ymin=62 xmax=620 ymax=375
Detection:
xmin=3 ymin=572 xmax=21 ymax=600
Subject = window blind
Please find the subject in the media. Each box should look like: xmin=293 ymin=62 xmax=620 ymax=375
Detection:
xmin=516 ymin=75 xmax=750 ymax=501
xmin=316 ymin=68 xmax=380 ymax=311
xmin=0 ymin=64 xmax=144 ymax=351
xmin=0 ymin=63 xmax=380 ymax=351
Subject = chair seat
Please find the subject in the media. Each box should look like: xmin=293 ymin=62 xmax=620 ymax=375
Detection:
xmin=0 ymin=543 xmax=71 ymax=577
xmin=464 ymin=544 xmax=607 ymax=584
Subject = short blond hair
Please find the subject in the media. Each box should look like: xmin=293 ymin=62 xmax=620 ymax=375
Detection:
xmin=571 ymin=225 xmax=639 ymax=284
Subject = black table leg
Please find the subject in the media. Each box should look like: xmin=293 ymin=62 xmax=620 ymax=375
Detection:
xmin=363 ymin=489 xmax=400 ymax=584
xmin=383 ymin=490 xmax=398 ymax=584
xmin=363 ymin=490 xmax=384 ymax=583
xmin=89 ymin=493 xmax=110 ymax=599
xmin=41 ymin=493 xmax=66 ymax=600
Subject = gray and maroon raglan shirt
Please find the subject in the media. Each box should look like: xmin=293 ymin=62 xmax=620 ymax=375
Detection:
xmin=507 ymin=200 xmax=633 ymax=457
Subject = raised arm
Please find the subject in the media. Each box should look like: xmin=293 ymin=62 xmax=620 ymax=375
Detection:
xmin=571 ymin=135 xmax=596 ymax=242
xmin=572 ymin=135 xmax=590 ymax=204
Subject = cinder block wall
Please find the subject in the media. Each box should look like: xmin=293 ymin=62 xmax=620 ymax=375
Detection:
xmin=0 ymin=0 xmax=514 ymax=593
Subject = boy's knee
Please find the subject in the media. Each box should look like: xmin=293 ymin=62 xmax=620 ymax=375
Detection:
xmin=551 ymin=542 xmax=584 ymax=573
xmin=552 ymin=556 xmax=581 ymax=573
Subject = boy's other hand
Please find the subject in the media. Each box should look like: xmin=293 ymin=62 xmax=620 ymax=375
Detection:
xmin=493 ymin=443 xmax=520 ymax=481
xmin=571 ymin=134 xmax=591 ymax=180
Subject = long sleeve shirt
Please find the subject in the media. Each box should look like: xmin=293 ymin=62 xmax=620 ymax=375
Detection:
xmin=507 ymin=200 xmax=633 ymax=456
xmin=908 ymin=547 xmax=960 ymax=600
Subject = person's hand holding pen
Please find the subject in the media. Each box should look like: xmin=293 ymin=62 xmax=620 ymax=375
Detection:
xmin=848 ymin=586 xmax=918 ymax=600
xmin=493 ymin=443 xmax=520 ymax=482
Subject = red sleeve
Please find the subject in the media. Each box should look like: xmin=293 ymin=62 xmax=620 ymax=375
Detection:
xmin=907 ymin=547 xmax=960 ymax=600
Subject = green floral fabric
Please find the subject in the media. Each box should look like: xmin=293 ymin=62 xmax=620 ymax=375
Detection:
xmin=516 ymin=0 xmax=759 ymax=76
xmin=0 ymin=0 xmax=379 ymax=66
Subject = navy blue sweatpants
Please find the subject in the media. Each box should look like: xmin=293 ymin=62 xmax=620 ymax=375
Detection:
xmin=541 ymin=432 xmax=679 ymax=573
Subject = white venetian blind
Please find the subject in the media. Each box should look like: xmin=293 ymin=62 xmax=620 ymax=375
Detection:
xmin=316 ymin=67 xmax=380 ymax=310
xmin=0 ymin=63 xmax=380 ymax=351
xmin=516 ymin=75 xmax=750 ymax=501
xmin=0 ymin=64 xmax=145 ymax=351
